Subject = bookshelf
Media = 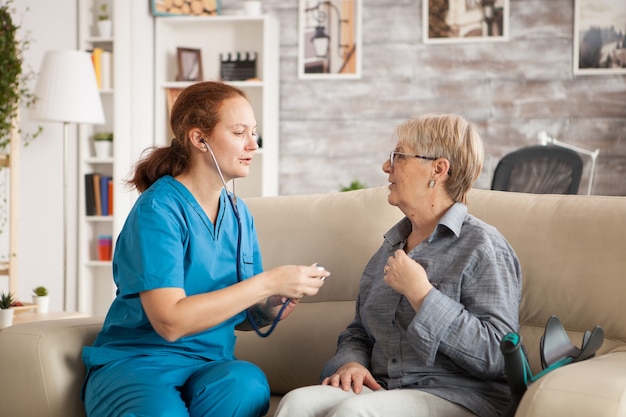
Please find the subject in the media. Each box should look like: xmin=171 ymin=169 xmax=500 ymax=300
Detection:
xmin=76 ymin=0 xmax=153 ymax=316
xmin=154 ymin=14 xmax=280 ymax=197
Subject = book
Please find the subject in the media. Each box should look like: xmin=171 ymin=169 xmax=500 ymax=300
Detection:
xmin=100 ymin=50 xmax=113 ymax=90
xmin=108 ymin=178 xmax=114 ymax=215
xmin=93 ymin=173 xmax=102 ymax=216
xmin=92 ymin=47 xmax=103 ymax=89
xmin=84 ymin=173 xmax=96 ymax=216
xmin=100 ymin=175 xmax=110 ymax=216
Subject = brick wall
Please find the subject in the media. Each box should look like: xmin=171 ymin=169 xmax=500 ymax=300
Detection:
xmin=229 ymin=0 xmax=626 ymax=196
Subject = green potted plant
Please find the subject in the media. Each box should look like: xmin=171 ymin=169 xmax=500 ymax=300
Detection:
xmin=0 ymin=291 xmax=15 ymax=327
xmin=32 ymin=286 xmax=49 ymax=313
xmin=0 ymin=1 xmax=41 ymax=150
xmin=340 ymin=180 xmax=367 ymax=192
xmin=97 ymin=2 xmax=112 ymax=37
xmin=0 ymin=2 xmax=41 ymax=242
xmin=93 ymin=131 xmax=113 ymax=158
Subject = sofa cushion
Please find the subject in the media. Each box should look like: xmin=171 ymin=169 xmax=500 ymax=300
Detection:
xmin=0 ymin=317 xmax=103 ymax=417
xmin=466 ymin=189 xmax=626 ymax=372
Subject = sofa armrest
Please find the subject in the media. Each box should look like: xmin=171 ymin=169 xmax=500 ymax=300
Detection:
xmin=515 ymin=352 xmax=626 ymax=417
xmin=0 ymin=317 xmax=104 ymax=417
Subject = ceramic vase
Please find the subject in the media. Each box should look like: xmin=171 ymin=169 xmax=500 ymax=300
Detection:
xmin=244 ymin=1 xmax=262 ymax=15
xmin=0 ymin=308 xmax=13 ymax=328
xmin=94 ymin=141 xmax=112 ymax=158
xmin=97 ymin=20 xmax=112 ymax=37
xmin=33 ymin=295 xmax=50 ymax=314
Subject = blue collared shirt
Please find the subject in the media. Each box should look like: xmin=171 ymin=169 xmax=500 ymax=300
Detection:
xmin=322 ymin=202 xmax=522 ymax=417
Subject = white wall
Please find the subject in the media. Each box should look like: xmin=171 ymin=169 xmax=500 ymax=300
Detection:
xmin=6 ymin=0 xmax=78 ymax=311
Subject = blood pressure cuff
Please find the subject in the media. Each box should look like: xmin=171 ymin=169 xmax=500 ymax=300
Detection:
xmin=499 ymin=315 xmax=604 ymax=417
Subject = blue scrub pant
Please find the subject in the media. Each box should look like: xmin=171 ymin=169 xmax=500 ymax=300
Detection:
xmin=83 ymin=355 xmax=270 ymax=417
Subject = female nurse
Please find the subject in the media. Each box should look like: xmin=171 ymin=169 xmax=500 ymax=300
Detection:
xmin=82 ymin=81 xmax=329 ymax=417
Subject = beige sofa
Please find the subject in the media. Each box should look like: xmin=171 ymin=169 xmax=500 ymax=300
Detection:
xmin=1 ymin=186 xmax=626 ymax=417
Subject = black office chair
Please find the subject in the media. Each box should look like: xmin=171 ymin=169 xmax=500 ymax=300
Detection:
xmin=491 ymin=145 xmax=584 ymax=194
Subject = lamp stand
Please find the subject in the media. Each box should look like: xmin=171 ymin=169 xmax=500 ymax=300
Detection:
xmin=62 ymin=121 xmax=70 ymax=311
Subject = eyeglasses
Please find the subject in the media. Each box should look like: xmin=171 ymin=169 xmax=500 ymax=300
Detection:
xmin=389 ymin=151 xmax=438 ymax=168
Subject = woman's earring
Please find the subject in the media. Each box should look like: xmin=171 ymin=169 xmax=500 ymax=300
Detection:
xmin=428 ymin=179 xmax=436 ymax=188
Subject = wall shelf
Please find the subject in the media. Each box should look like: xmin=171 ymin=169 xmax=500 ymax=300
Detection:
xmin=154 ymin=14 xmax=280 ymax=197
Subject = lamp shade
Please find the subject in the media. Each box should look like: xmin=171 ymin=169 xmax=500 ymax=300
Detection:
xmin=33 ymin=50 xmax=105 ymax=125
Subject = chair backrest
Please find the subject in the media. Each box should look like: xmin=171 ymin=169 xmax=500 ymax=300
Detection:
xmin=491 ymin=145 xmax=583 ymax=194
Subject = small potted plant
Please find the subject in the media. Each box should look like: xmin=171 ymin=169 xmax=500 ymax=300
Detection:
xmin=97 ymin=2 xmax=112 ymax=37
xmin=340 ymin=180 xmax=367 ymax=192
xmin=93 ymin=131 xmax=113 ymax=158
xmin=0 ymin=291 xmax=15 ymax=328
xmin=32 ymin=286 xmax=50 ymax=313
xmin=243 ymin=0 xmax=263 ymax=16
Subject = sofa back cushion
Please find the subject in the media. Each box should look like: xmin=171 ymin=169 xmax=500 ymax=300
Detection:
xmin=244 ymin=186 xmax=403 ymax=303
xmin=467 ymin=189 xmax=626 ymax=372
xmin=238 ymin=187 xmax=402 ymax=393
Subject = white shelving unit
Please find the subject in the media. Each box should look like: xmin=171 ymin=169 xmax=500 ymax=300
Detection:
xmin=0 ymin=112 xmax=20 ymax=297
xmin=76 ymin=0 xmax=142 ymax=316
xmin=154 ymin=14 xmax=280 ymax=197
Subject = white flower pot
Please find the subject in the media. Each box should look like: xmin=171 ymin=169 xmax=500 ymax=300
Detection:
xmin=244 ymin=1 xmax=262 ymax=16
xmin=33 ymin=295 xmax=50 ymax=314
xmin=94 ymin=141 xmax=112 ymax=158
xmin=97 ymin=20 xmax=112 ymax=37
xmin=0 ymin=308 xmax=13 ymax=328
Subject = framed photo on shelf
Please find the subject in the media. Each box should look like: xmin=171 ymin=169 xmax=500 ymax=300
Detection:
xmin=151 ymin=0 xmax=221 ymax=16
xmin=298 ymin=0 xmax=362 ymax=80
xmin=574 ymin=0 xmax=626 ymax=75
xmin=176 ymin=47 xmax=203 ymax=82
xmin=423 ymin=0 xmax=509 ymax=44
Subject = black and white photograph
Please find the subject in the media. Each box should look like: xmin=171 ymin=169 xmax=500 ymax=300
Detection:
xmin=574 ymin=0 xmax=626 ymax=75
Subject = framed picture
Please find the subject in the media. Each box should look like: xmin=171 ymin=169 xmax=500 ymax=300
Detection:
xmin=176 ymin=47 xmax=203 ymax=82
xmin=574 ymin=0 xmax=626 ymax=75
xmin=423 ymin=0 xmax=509 ymax=44
xmin=151 ymin=0 xmax=220 ymax=16
xmin=298 ymin=0 xmax=362 ymax=80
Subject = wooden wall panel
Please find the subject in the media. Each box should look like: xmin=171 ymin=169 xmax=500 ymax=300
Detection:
xmin=233 ymin=0 xmax=626 ymax=195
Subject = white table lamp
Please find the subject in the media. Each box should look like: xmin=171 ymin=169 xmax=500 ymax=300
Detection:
xmin=33 ymin=50 xmax=105 ymax=310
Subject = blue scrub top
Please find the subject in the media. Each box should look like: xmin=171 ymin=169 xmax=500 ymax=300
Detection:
xmin=83 ymin=175 xmax=263 ymax=368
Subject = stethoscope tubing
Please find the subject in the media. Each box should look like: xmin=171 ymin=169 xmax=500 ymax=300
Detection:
xmin=204 ymin=139 xmax=289 ymax=337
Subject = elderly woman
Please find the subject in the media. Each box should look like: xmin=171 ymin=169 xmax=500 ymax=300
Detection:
xmin=275 ymin=113 xmax=522 ymax=417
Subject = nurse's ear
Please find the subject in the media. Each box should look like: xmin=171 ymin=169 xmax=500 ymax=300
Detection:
xmin=188 ymin=128 xmax=208 ymax=152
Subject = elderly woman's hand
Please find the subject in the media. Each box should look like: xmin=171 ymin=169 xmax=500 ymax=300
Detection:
xmin=384 ymin=249 xmax=433 ymax=311
xmin=321 ymin=362 xmax=382 ymax=393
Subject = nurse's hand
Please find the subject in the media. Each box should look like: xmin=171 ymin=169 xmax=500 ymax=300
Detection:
xmin=266 ymin=264 xmax=329 ymax=299
xmin=265 ymin=296 xmax=299 ymax=321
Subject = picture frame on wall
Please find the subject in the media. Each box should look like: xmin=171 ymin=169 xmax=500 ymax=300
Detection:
xmin=298 ymin=0 xmax=362 ymax=80
xmin=574 ymin=0 xmax=626 ymax=75
xmin=176 ymin=47 xmax=203 ymax=82
xmin=151 ymin=0 xmax=221 ymax=16
xmin=423 ymin=0 xmax=509 ymax=44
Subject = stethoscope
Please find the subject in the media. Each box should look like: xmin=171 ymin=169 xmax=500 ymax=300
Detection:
xmin=201 ymin=139 xmax=291 ymax=337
